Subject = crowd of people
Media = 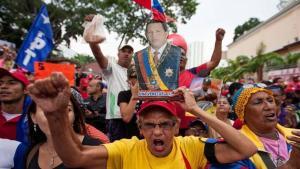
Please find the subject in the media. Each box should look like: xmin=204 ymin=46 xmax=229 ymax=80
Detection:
xmin=0 ymin=17 xmax=300 ymax=169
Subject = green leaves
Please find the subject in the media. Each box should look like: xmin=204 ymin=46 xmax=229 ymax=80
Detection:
xmin=0 ymin=0 xmax=198 ymax=51
xmin=233 ymin=17 xmax=261 ymax=41
xmin=210 ymin=52 xmax=296 ymax=82
xmin=70 ymin=54 xmax=95 ymax=65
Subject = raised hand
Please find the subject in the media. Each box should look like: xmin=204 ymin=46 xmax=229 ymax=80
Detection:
xmin=216 ymin=28 xmax=225 ymax=41
xmin=84 ymin=14 xmax=95 ymax=22
xmin=27 ymin=72 xmax=71 ymax=115
xmin=173 ymin=86 xmax=199 ymax=114
xmin=129 ymin=81 xmax=139 ymax=98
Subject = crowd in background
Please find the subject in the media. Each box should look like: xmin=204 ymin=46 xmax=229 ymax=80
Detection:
xmin=0 ymin=18 xmax=300 ymax=168
xmin=74 ymin=71 xmax=300 ymax=138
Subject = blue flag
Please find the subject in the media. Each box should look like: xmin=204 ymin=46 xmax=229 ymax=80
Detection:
xmin=16 ymin=4 xmax=54 ymax=72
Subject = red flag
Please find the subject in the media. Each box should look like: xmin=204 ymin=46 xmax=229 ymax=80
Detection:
xmin=133 ymin=0 xmax=176 ymax=23
xmin=133 ymin=0 xmax=151 ymax=10
xmin=165 ymin=14 xmax=176 ymax=23
xmin=152 ymin=8 xmax=166 ymax=22
xmin=152 ymin=0 xmax=165 ymax=22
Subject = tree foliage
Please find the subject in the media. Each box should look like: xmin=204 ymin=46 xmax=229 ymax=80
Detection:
xmin=286 ymin=52 xmax=300 ymax=65
xmin=210 ymin=51 xmax=290 ymax=82
xmin=233 ymin=17 xmax=261 ymax=41
xmin=0 ymin=0 xmax=198 ymax=49
xmin=70 ymin=54 xmax=95 ymax=65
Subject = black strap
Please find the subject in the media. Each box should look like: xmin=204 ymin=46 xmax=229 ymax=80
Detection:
xmin=257 ymin=151 xmax=276 ymax=169
xmin=204 ymin=142 xmax=220 ymax=164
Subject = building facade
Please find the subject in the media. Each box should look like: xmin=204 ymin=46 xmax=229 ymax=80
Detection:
xmin=227 ymin=1 xmax=300 ymax=59
xmin=186 ymin=41 xmax=204 ymax=69
xmin=226 ymin=1 xmax=300 ymax=80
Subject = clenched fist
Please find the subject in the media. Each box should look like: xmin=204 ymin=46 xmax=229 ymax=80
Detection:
xmin=216 ymin=28 xmax=225 ymax=42
xmin=27 ymin=72 xmax=71 ymax=115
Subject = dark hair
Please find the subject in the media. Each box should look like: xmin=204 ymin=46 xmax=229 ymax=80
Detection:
xmin=273 ymin=77 xmax=282 ymax=84
xmin=229 ymin=82 xmax=243 ymax=96
xmin=260 ymin=80 xmax=273 ymax=86
xmin=27 ymin=94 xmax=86 ymax=146
xmin=145 ymin=20 xmax=168 ymax=34
xmin=189 ymin=119 xmax=208 ymax=132
xmin=265 ymin=85 xmax=284 ymax=94
xmin=285 ymin=92 xmax=299 ymax=105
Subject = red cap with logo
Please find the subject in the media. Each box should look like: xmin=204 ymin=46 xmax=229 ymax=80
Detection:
xmin=137 ymin=101 xmax=186 ymax=126
xmin=0 ymin=68 xmax=30 ymax=86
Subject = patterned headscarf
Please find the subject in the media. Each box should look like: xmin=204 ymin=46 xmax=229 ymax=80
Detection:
xmin=232 ymin=87 xmax=273 ymax=122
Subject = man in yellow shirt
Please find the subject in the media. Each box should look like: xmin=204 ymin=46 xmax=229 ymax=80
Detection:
xmin=28 ymin=72 xmax=257 ymax=169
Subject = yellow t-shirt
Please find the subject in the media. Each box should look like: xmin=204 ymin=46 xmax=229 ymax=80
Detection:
xmin=104 ymin=136 xmax=208 ymax=169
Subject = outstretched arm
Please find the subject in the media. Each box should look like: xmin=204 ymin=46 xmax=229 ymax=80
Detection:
xmin=89 ymin=43 xmax=108 ymax=69
xmin=174 ymin=87 xmax=257 ymax=164
xmin=206 ymin=28 xmax=225 ymax=71
xmin=28 ymin=73 xmax=108 ymax=168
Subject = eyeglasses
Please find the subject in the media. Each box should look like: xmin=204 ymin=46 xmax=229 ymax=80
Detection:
xmin=140 ymin=121 xmax=176 ymax=131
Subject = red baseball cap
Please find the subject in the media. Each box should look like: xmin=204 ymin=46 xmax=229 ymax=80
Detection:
xmin=0 ymin=68 xmax=30 ymax=86
xmin=137 ymin=101 xmax=185 ymax=121
xmin=168 ymin=33 xmax=188 ymax=54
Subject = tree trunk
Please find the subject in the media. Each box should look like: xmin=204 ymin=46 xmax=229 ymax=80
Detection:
xmin=257 ymin=65 xmax=263 ymax=82
xmin=118 ymin=33 xmax=126 ymax=49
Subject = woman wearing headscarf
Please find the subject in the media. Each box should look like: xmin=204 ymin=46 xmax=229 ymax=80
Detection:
xmin=232 ymin=86 xmax=300 ymax=168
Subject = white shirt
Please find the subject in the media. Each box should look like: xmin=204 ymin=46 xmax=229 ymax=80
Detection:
xmin=1 ymin=112 xmax=21 ymax=121
xmin=150 ymin=43 xmax=167 ymax=60
xmin=0 ymin=139 xmax=20 ymax=169
xmin=101 ymin=57 xmax=129 ymax=119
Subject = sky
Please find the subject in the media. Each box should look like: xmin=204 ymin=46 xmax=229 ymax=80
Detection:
xmin=69 ymin=0 xmax=280 ymax=63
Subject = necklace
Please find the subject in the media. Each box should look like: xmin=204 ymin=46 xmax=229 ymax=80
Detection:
xmin=274 ymin=132 xmax=285 ymax=167
xmin=45 ymin=145 xmax=59 ymax=168
xmin=258 ymin=131 xmax=286 ymax=167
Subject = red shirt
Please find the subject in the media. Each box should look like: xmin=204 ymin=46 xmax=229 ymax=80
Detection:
xmin=0 ymin=114 xmax=21 ymax=140
xmin=179 ymin=63 xmax=210 ymax=88
xmin=85 ymin=124 xmax=110 ymax=143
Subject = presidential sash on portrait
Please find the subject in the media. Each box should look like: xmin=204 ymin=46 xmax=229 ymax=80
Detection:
xmin=133 ymin=43 xmax=181 ymax=100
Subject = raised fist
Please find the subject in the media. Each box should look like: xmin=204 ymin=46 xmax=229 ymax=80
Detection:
xmin=216 ymin=28 xmax=225 ymax=41
xmin=84 ymin=14 xmax=95 ymax=22
xmin=28 ymin=72 xmax=71 ymax=115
